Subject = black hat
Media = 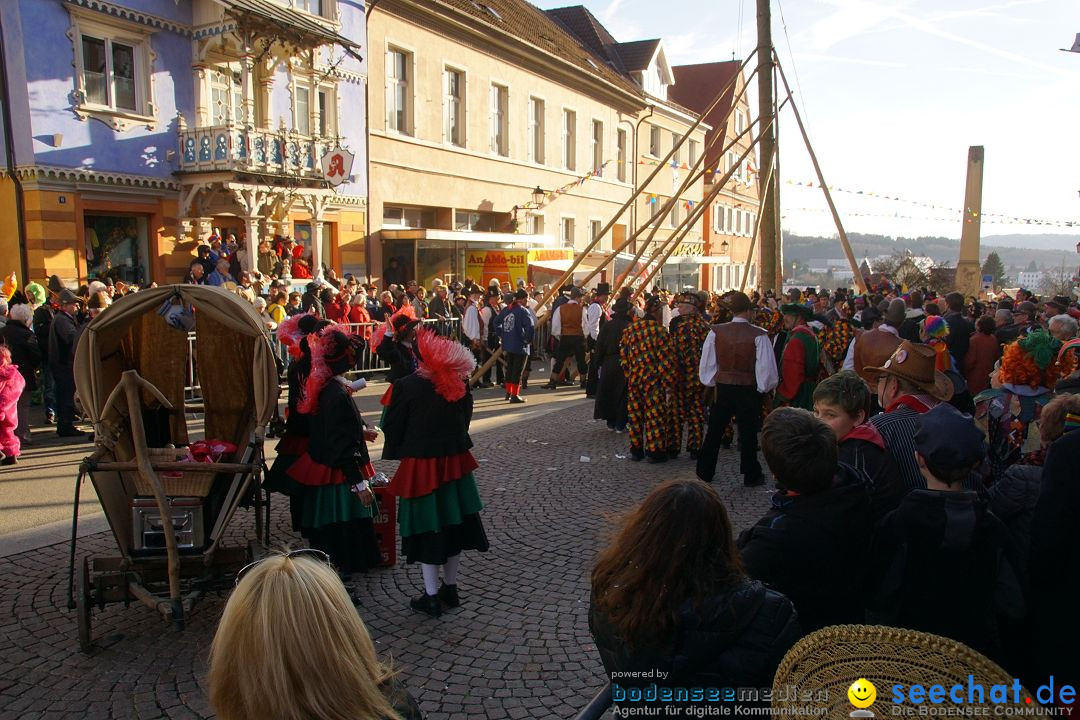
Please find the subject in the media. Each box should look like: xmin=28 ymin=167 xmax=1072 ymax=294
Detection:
xmin=391 ymin=314 xmax=421 ymax=333
xmin=58 ymin=289 xmax=79 ymax=305
xmin=486 ymin=287 xmax=501 ymax=299
xmin=569 ymin=286 xmax=584 ymax=299
xmin=612 ymin=298 xmax=631 ymax=315
xmin=780 ymin=302 xmax=812 ymax=319
xmin=559 ymin=284 xmax=573 ymax=294
xmin=595 ymin=282 xmax=611 ymax=296
xmin=468 ymin=285 xmax=484 ymax=296
xmin=914 ymin=403 xmax=986 ymax=470
xmin=514 ymin=289 xmax=528 ymax=300
xmin=48 ymin=275 xmax=64 ymax=294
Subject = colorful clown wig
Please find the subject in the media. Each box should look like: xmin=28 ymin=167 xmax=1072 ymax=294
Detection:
xmin=999 ymin=330 xmax=1076 ymax=390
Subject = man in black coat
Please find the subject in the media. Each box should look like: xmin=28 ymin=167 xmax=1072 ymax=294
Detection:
xmin=738 ymin=408 xmax=872 ymax=632
xmin=942 ymin=292 xmax=972 ymax=371
xmin=47 ymin=290 xmax=87 ymax=438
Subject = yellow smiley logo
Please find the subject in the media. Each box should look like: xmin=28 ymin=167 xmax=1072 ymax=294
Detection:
xmin=848 ymin=678 xmax=877 ymax=709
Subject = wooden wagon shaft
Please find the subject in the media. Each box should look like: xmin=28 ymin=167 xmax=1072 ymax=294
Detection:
xmin=773 ymin=53 xmax=866 ymax=295
xmin=631 ymin=104 xmax=784 ymax=300
xmin=739 ymin=156 xmax=776 ymax=293
xmin=90 ymin=461 xmax=253 ymax=474
xmin=608 ymin=67 xmax=761 ymax=296
xmin=99 ymin=370 xmax=184 ymax=626
xmin=467 ymin=53 xmax=759 ymax=385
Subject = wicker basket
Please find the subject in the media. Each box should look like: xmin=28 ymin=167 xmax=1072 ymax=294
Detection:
xmin=129 ymin=447 xmax=217 ymax=498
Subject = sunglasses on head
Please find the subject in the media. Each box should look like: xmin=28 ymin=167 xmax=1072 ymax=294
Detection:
xmin=235 ymin=548 xmax=333 ymax=586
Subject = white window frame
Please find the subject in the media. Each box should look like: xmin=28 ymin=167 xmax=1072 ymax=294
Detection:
xmin=562 ymin=108 xmax=577 ymax=171
xmin=292 ymin=0 xmax=338 ymax=20
xmin=68 ymin=8 xmax=156 ymax=130
xmin=589 ymin=217 xmax=603 ymax=247
xmin=726 ymin=207 xmax=734 ymax=233
xmin=444 ymin=66 xmax=466 ymax=148
xmin=689 ymin=140 xmax=699 ymax=167
xmin=385 ymin=45 xmax=414 ymax=136
xmin=616 ymin=128 xmax=627 ymax=182
xmin=209 ymin=62 xmax=244 ymax=126
xmin=649 ymin=124 xmax=661 ymax=157
xmin=528 ymin=96 xmax=545 ymax=164
xmin=561 ymin=216 xmax=576 ymax=249
xmin=490 ymin=83 xmax=509 ymax=156
xmin=671 ymin=130 xmax=681 ymax=165
xmin=525 ymin=213 xmax=545 ymax=236
xmin=291 ymin=75 xmax=314 ymax=137
xmin=317 ymin=83 xmax=338 ymax=138
xmin=591 ymin=119 xmax=604 ymax=175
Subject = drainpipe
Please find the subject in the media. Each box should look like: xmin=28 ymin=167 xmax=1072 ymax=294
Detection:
xmin=630 ymin=105 xmax=653 ymax=275
xmin=0 ymin=11 xmax=29 ymax=285
xmin=362 ymin=0 xmax=383 ymax=286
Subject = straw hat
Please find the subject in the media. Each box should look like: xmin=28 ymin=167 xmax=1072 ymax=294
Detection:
xmin=865 ymin=340 xmax=953 ymax=401
xmin=772 ymin=625 xmax=1039 ymax=716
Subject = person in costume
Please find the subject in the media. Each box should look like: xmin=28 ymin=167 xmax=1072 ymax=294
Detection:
xmin=265 ymin=313 xmax=329 ymax=531
xmin=381 ymin=328 xmax=489 ymax=618
xmin=373 ymin=307 xmax=422 ymax=426
xmin=667 ymin=292 xmax=711 ymax=459
xmin=495 ymin=289 xmax=534 ymax=404
xmin=544 ymin=286 xmax=588 ymax=389
xmin=620 ymin=295 xmax=676 ymax=463
xmin=776 ymin=302 xmax=819 ymax=410
xmin=584 ymin=283 xmax=610 ymax=397
xmin=593 ymin=298 xmax=633 ymax=432
xmin=975 ymin=330 xmax=1076 ymax=482
xmin=287 ymin=327 xmax=382 ymax=576
xmin=696 ymin=291 xmax=779 ymax=487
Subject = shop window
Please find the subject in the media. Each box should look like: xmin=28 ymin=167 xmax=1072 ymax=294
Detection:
xmin=69 ymin=9 xmax=155 ymax=129
xmin=383 ymin=206 xmax=424 ymax=229
xmin=85 ymin=214 xmax=150 ymax=285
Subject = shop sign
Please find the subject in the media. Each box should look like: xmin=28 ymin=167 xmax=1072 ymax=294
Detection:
xmin=466 ymin=249 xmax=528 ymax=287
xmin=527 ymin=248 xmax=574 ymax=263
xmin=672 ymin=242 xmax=705 ymax=258
xmin=320 ymin=147 xmax=355 ymax=187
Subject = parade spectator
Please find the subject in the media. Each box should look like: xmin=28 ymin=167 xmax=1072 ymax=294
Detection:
xmin=291 ymin=258 xmax=313 ymax=279
xmin=207 ymin=258 xmax=235 ymax=288
xmin=994 ymin=309 xmax=1017 ymax=347
xmin=1 ymin=304 xmax=40 ymax=447
xmin=1049 ymin=313 xmax=1078 ymax=342
xmin=48 ymin=290 xmax=85 ymax=438
xmin=253 ymin=297 xmax=276 ymax=333
xmin=942 ymin=292 xmax=972 ymax=371
xmin=867 ymin=403 xmax=1023 ymax=668
xmin=1012 ymin=301 xmax=1038 ymax=337
xmin=185 ymin=260 xmax=206 ymax=285
xmin=1027 ymin=425 xmax=1080 ymax=689
xmin=738 ymin=408 xmax=871 ymax=632
xmin=208 ymin=551 xmax=422 ymax=720
xmin=256 ymin=240 xmax=278 ymax=278
xmin=32 ymin=281 xmax=56 ymax=424
xmin=813 ymin=370 xmax=905 ymax=520
xmin=0 ymin=346 xmax=25 ymax=465
xmin=478 ymin=290 xmax=503 ymax=388
xmin=196 ymin=245 xmax=215 ymax=277
xmin=590 ymin=479 xmax=800 ymax=710
xmin=898 ymin=291 xmax=926 ymax=343
xmin=265 ymin=291 xmax=288 ymax=326
xmin=300 ymin=282 xmax=324 ymax=317
xmin=965 ymin=315 xmax=1000 ymax=396
xmin=348 ymin=292 xmax=372 ymax=328
xmin=427 ymin=283 xmax=451 ymax=321
xmin=323 ymin=289 xmax=347 ymax=322
xmin=868 ymin=340 xmax=953 ymax=490
xmin=285 ymin=292 xmax=303 ymax=317
xmin=234 ymin=271 xmax=256 ymax=304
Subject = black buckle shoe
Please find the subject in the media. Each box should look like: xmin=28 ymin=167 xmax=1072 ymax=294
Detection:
xmin=410 ymin=592 xmax=442 ymax=617
xmin=438 ymin=583 xmax=460 ymax=608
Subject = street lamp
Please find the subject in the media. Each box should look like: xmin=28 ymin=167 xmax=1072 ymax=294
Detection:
xmin=720 ymin=239 xmax=729 ymax=255
xmin=532 ymin=186 xmax=545 ymax=207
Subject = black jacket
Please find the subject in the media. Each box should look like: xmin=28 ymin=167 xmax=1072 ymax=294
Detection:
xmin=589 ymin=578 xmax=801 ymax=703
xmin=33 ymin=304 xmax=54 ymax=363
xmin=381 ymin=373 xmax=473 ymax=460
xmin=376 ymin=335 xmax=419 ymax=383
xmin=0 ymin=320 xmax=41 ymax=390
xmin=837 ymin=435 xmax=907 ymax=523
xmin=47 ymin=309 xmax=78 ymax=373
xmin=942 ymin=310 xmax=972 ymax=370
xmin=306 ymin=381 xmax=369 ymax=484
xmin=868 ymin=489 xmax=1024 ymax=667
xmin=737 ymin=474 xmax=873 ymax=632
xmin=593 ymin=313 xmax=631 ymax=423
xmin=988 ymin=463 xmax=1041 ymax=588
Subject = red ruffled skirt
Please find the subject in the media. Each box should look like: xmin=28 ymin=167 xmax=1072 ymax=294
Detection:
xmin=287 ymin=454 xmax=349 ymax=487
xmin=385 ymin=451 xmax=478 ymax=499
xmin=275 ymin=433 xmax=308 ymax=456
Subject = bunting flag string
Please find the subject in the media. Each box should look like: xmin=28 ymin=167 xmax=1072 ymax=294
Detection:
xmin=785 ymin=180 xmax=1078 ymax=227
xmin=516 ymin=161 xmax=613 ymax=208
xmin=783 ymin=206 xmax=1079 ymax=228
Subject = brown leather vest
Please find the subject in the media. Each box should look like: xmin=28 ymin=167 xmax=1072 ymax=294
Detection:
xmin=853 ymin=328 xmax=902 ymax=383
xmin=712 ymin=321 xmax=766 ymax=386
xmin=559 ymin=302 xmax=584 ymax=336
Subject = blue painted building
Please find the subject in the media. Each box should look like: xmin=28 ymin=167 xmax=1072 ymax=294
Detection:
xmin=0 ymin=0 xmax=368 ymax=286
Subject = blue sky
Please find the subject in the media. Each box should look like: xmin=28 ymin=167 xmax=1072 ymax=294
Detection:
xmin=533 ymin=0 xmax=1080 ymax=244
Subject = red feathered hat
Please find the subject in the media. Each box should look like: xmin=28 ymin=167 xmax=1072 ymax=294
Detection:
xmin=370 ymin=304 xmax=419 ymax=349
xmin=414 ymin=327 xmax=476 ymax=402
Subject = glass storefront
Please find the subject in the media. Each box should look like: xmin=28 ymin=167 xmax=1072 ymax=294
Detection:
xmin=84 ymin=214 xmax=149 ymax=284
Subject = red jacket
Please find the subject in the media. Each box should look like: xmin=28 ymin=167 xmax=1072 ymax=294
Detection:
xmin=964 ymin=331 xmax=1000 ymax=396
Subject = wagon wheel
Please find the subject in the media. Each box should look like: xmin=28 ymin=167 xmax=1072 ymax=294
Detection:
xmin=76 ymin=557 xmax=92 ymax=652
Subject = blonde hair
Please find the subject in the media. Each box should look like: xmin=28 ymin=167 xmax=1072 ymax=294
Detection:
xmin=208 ymin=554 xmax=400 ymax=720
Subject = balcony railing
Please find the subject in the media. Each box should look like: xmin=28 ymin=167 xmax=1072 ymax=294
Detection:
xmin=178 ymin=124 xmax=328 ymax=179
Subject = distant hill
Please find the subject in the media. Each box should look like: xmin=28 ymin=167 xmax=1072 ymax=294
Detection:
xmin=783 ymin=232 xmax=1079 ymax=272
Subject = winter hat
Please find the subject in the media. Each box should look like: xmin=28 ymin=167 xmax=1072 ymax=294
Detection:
xmin=24 ymin=282 xmax=46 ymax=306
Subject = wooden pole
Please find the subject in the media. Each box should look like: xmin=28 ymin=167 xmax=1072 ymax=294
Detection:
xmin=756 ymin=0 xmax=778 ymax=293
xmin=739 ymin=156 xmax=776 ymax=292
xmin=774 ymin=55 xmax=866 ymax=295
xmin=468 ymin=55 xmax=760 ymax=384
xmin=633 ymin=107 xmax=783 ymax=298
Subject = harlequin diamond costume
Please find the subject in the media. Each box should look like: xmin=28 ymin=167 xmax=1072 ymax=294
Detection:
xmin=667 ymin=292 xmax=711 ymax=459
xmin=620 ymin=295 xmax=676 ymax=463
xmin=265 ymin=313 xmax=329 ymax=532
xmin=287 ymin=326 xmax=382 ymax=575
xmin=381 ymin=328 xmax=489 ymax=618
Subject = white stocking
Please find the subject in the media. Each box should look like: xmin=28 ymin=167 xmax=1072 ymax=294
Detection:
xmin=443 ymin=554 xmax=461 ymax=586
xmin=421 ymin=563 xmax=440 ymax=596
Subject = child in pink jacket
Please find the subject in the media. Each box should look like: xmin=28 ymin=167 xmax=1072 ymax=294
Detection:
xmin=0 ymin=346 xmax=26 ymax=465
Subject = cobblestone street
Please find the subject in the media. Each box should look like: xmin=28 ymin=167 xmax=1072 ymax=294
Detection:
xmin=0 ymin=399 xmax=774 ymax=720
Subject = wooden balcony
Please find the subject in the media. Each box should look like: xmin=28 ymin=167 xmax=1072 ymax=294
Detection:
xmin=177 ymin=124 xmax=329 ymax=180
